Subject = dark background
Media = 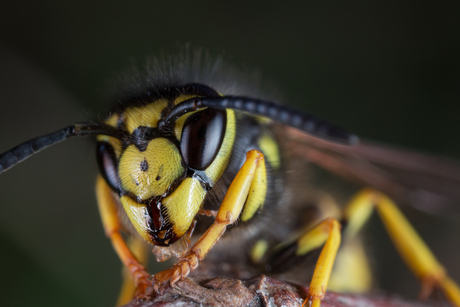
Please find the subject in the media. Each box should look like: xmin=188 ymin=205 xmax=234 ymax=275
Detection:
xmin=0 ymin=1 xmax=459 ymax=306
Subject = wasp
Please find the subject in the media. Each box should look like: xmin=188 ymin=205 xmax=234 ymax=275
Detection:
xmin=1 ymin=51 xmax=459 ymax=307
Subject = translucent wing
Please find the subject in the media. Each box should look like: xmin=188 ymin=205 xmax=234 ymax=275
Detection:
xmin=283 ymin=126 xmax=460 ymax=216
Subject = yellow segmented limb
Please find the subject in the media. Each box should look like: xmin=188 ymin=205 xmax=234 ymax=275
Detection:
xmin=441 ymin=277 xmax=460 ymax=306
xmin=116 ymin=237 xmax=150 ymax=306
xmin=153 ymin=150 xmax=266 ymax=290
xmin=96 ymin=176 xmax=152 ymax=300
xmin=327 ymin=238 xmax=372 ymax=293
xmin=294 ymin=192 xmax=371 ymax=294
xmin=301 ymin=218 xmax=342 ymax=307
xmin=345 ymin=188 xmax=460 ymax=306
xmin=241 ymin=150 xmax=267 ymax=221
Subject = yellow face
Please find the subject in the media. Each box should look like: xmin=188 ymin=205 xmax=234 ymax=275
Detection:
xmin=119 ymin=139 xmax=184 ymax=200
xmin=96 ymin=91 xmax=236 ymax=246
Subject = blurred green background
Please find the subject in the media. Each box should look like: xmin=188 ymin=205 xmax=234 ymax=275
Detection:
xmin=0 ymin=1 xmax=459 ymax=306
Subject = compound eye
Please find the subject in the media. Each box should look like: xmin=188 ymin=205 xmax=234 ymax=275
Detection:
xmin=97 ymin=142 xmax=121 ymax=192
xmin=180 ymin=109 xmax=227 ymax=170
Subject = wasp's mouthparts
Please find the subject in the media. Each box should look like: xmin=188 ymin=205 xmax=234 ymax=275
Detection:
xmin=147 ymin=197 xmax=175 ymax=246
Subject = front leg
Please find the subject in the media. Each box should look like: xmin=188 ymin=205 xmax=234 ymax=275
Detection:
xmin=153 ymin=150 xmax=266 ymax=291
xmin=95 ymin=176 xmax=152 ymax=300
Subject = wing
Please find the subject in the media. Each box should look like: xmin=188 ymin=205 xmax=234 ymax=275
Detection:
xmin=282 ymin=126 xmax=460 ymax=216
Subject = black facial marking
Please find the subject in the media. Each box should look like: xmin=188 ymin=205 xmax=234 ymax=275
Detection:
xmin=128 ymin=126 xmax=162 ymax=151
xmin=140 ymin=158 xmax=149 ymax=172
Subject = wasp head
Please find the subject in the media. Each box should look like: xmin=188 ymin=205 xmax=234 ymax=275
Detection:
xmin=96 ymin=88 xmax=229 ymax=247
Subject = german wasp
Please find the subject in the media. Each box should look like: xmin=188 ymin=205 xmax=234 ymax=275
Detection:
xmin=1 ymin=51 xmax=459 ymax=307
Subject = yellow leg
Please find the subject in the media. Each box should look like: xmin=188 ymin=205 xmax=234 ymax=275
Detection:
xmin=298 ymin=218 xmax=342 ymax=307
xmin=344 ymin=188 xmax=460 ymax=306
xmin=294 ymin=192 xmax=373 ymax=294
xmin=96 ymin=176 xmax=152 ymax=300
xmin=153 ymin=150 xmax=266 ymax=291
xmin=116 ymin=236 xmax=150 ymax=306
xmin=327 ymin=238 xmax=373 ymax=293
